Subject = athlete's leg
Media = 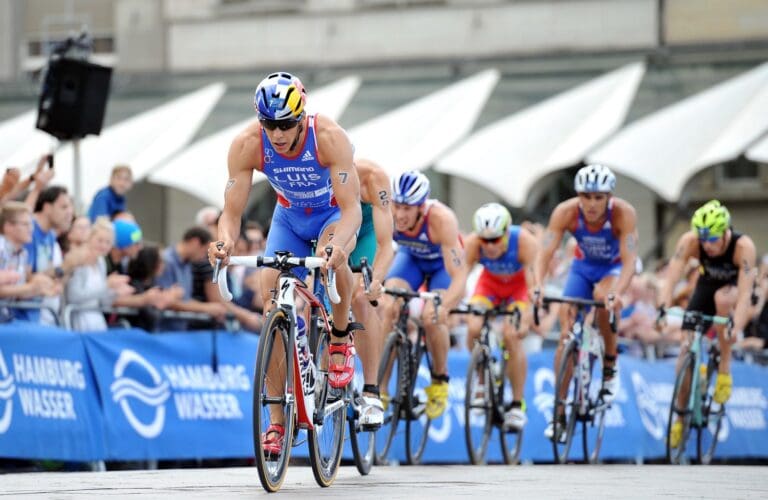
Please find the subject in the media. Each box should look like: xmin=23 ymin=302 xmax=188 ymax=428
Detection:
xmin=713 ymin=284 xmax=737 ymax=403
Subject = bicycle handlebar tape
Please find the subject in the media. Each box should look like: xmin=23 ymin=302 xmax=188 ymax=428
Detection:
xmin=217 ymin=267 xmax=233 ymax=302
xmin=324 ymin=245 xmax=341 ymax=305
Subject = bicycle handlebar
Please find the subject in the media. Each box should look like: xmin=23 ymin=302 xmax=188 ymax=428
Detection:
xmin=383 ymin=286 xmax=441 ymax=324
xmin=350 ymin=257 xmax=378 ymax=307
xmin=212 ymin=251 xmax=340 ymax=304
xmin=657 ymin=307 xmax=733 ymax=339
xmin=533 ymin=294 xmax=616 ymax=333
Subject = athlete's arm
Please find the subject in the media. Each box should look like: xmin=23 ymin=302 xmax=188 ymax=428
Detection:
xmin=316 ymin=115 xmax=361 ymax=268
xmin=433 ymin=205 xmax=468 ymax=310
xmin=732 ymin=235 xmax=758 ymax=336
xmin=517 ymin=226 xmax=542 ymax=292
xmin=657 ymin=232 xmax=698 ymax=309
xmin=464 ymin=234 xmax=481 ymax=269
xmin=610 ymin=200 xmax=639 ymax=298
xmin=534 ymin=200 xmax=572 ymax=294
xmin=210 ymin=129 xmax=259 ymax=266
xmin=368 ymin=167 xmax=394 ymax=285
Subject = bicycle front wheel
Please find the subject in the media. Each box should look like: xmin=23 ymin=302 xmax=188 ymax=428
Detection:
xmin=308 ymin=323 xmax=346 ymax=487
xmin=375 ymin=331 xmax=404 ymax=465
xmin=253 ymin=308 xmax=294 ymax=493
xmin=667 ymin=354 xmax=694 ymax=464
xmin=582 ymin=349 xmax=606 ymax=464
xmin=464 ymin=346 xmax=492 ymax=464
xmin=552 ymin=339 xmax=578 ymax=464
xmin=348 ymin=387 xmax=375 ymax=475
xmin=405 ymin=336 xmax=432 ymax=465
xmin=697 ymin=354 xmax=724 ymax=465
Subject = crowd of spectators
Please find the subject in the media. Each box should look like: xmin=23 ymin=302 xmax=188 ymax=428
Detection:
xmin=0 ymin=155 xmax=266 ymax=334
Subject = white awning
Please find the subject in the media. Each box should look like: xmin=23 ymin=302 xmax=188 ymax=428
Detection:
xmin=349 ymin=69 xmax=500 ymax=177
xmin=746 ymin=133 xmax=768 ymax=163
xmin=589 ymin=61 xmax=768 ymax=202
xmin=0 ymin=110 xmax=58 ymax=170
xmin=435 ymin=62 xmax=644 ymax=207
xmin=148 ymin=76 xmax=362 ymax=208
xmin=55 ymin=83 xmax=226 ymax=207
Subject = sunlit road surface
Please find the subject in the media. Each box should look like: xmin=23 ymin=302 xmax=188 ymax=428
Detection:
xmin=1 ymin=464 xmax=765 ymax=499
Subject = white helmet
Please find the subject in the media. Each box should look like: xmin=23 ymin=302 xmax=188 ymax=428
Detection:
xmin=473 ymin=203 xmax=511 ymax=239
xmin=391 ymin=171 xmax=430 ymax=206
xmin=574 ymin=164 xmax=616 ymax=193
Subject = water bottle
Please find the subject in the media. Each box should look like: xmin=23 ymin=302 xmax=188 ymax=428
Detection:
xmin=296 ymin=316 xmax=316 ymax=415
xmin=699 ymin=363 xmax=707 ymax=398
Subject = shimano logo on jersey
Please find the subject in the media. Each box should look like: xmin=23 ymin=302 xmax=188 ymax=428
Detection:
xmin=704 ymin=265 xmax=738 ymax=282
xmin=579 ymin=236 xmax=613 ymax=260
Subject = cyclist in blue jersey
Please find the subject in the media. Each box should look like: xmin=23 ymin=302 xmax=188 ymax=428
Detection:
xmin=348 ymin=158 xmax=395 ymax=429
xmin=464 ymin=203 xmax=541 ymax=431
xmin=210 ymin=72 xmax=362 ymax=455
xmin=379 ymin=171 xmax=469 ymax=420
xmin=533 ymin=164 xmax=638 ymax=441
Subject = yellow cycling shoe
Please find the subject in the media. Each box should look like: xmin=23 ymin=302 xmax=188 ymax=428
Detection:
xmin=714 ymin=373 xmax=733 ymax=404
xmin=424 ymin=381 xmax=449 ymax=419
xmin=380 ymin=391 xmax=390 ymax=412
xmin=669 ymin=420 xmax=683 ymax=449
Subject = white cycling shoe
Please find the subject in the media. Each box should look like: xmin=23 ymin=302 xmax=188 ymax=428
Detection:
xmin=600 ymin=365 xmax=620 ymax=404
xmin=359 ymin=395 xmax=384 ymax=431
xmin=503 ymin=407 xmax=527 ymax=431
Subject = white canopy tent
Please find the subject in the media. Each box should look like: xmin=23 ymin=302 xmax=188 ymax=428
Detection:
xmin=55 ymin=83 xmax=226 ymax=208
xmin=0 ymin=110 xmax=57 ymax=170
xmin=434 ymin=62 xmax=645 ymax=207
xmin=746 ymin=133 xmax=768 ymax=163
xmin=349 ymin=69 xmax=500 ymax=176
xmin=148 ymin=76 xmax=362 ymax=208
xmin=589 ymin=62 xmax=768 ymax=202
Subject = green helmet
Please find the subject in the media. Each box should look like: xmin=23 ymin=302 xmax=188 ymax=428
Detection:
xmin=691 ymin=200 xmax=730 ymax=239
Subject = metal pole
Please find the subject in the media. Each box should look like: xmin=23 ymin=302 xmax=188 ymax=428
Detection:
xmin=73 ymin=138 xmax=82 ymax=213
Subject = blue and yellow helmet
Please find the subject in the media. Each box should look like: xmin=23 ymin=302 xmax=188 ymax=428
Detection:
xmin=253 ymin=72 xmax=306 ymax=121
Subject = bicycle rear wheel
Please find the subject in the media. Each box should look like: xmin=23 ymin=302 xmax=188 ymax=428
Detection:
xmin=582 ymin=350 xmax=606 ymax=464
xmin=405 ymin=335 xmax=432 ymax=465
xmin=348 ymin=387 xmax=375 ymax=475
xmin=697 ymin=353 xmax=724 ymax=465
xmin=498 ymin=359 xmax=523 ymax=465
xmin=308 ymin=324 xmax=346 ymax=487
xmin=375 ymin=331 xmax=404 ymax=464
xmin=253 ymin=308 xmax=294 ymax=493
xmin=667 ymin=354 xmax=694 ymax=464
xmin=552 ymin=339 xmax=578 ymax=464
xmin=464 ymin=346 xmax=492 ymax=464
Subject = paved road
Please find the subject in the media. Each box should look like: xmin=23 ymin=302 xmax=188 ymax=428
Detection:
xmin=1 ymin=464 xmax=766 ymax=499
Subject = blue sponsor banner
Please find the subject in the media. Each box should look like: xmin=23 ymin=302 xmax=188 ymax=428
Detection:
xmin=0 ymin=323 xmax=105 ymax=461
xmin=83 ymin=329 xmax=259 ymax=460
xmin=371 ymin=349 xmax=768 ymax=464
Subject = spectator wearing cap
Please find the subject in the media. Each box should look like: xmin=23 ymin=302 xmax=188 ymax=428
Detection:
xmin=88 ymin=165 xmax=133 ymax=222
xmin=157 ymin=227 xmax=226 ymax=330
xmin=107 ymin=219 xmax=143 ymax=275
xmin=0 ymin=203 xmax=59 ymax=321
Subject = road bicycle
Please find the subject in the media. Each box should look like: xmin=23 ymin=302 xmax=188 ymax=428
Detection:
xmin=214 ymin=248 xmax=346 ymax=492
xmin=374 ymin=287 xmax=441 ymax=465
xmin=534 ymin=295 xmax=615 ymax=464
xmin=661 ymin=308 xmax=730 ymax=465
xmin=450 ymin=303 xmax=524 ymax=465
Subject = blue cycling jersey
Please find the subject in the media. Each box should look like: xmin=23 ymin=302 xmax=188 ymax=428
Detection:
xmin=572 ymin=199 xmax=620 ymax=263
xmin=479 ymin=225 xmax=523 ymax=276
xmin=393 ymin=200 xmax=441 ymax=260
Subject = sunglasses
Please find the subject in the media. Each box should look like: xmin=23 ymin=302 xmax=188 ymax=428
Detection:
xmin=699 ymin=235 xmax=721 ymax=243
xmin=259 ymin=118 xmax=300 ymax=131
xmin=480 ymin=236 xmax=503 ymax=245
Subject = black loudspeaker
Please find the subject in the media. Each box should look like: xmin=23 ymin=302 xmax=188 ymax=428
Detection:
xmin=36 ymin=58 xmax=112 ymax=140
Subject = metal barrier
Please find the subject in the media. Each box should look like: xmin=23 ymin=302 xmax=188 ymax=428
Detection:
xmin=0 ymin=299 xmax=61 ymax=326
xmin=61 ymin=304 xmax=238 ymax=332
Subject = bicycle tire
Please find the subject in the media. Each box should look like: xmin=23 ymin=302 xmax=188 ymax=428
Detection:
xmin=697 ymin=352 xmax=724 ymax=465
xmin=552 ymin=339 xmax=578 ymax=464
xmin=374 ymin=331 xmax=404 ymax=464
xmin=348 ymin=387 xmax=375 ymax=476
xmin=667 ymin=354 xmax=694 ymax=464
xmin=308 ymin=323 xmax=346 ymax=487
xmin=405 ymin=335 xmax=432 ymax=465
xmin=498 ymin=357 xmax=523 ymax=465
xmin=253 ymin=308 xmax=295 ymax=493
xmin=582 ymin=350 xmax=606 ymax=464
xmin=464 ymin=346 xmax=493 ymax=464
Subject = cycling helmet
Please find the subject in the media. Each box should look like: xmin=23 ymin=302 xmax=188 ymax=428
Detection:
xmin=574 ymin=164 xmax=616 ymax=193
xmin=391 ymin=171 xmax=430 ymax=206
xmin=691 ymin=200 xmax=730 ymax=239
xmin=473 ymin=203 xmax=511 ymax=239
xmin=253 ymin=72 xmax=306 ymax=121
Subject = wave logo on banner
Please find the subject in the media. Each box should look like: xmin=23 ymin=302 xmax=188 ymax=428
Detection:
xmin=111 ymin=349 xmax=170 ymax=439
xmin=0 ymin=349 xmax=15 ymax=434
xmin=631 ymin=371 xmax=668 ymax=440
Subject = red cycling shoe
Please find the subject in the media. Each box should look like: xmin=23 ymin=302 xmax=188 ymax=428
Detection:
xmin=261 ymin=423 xmax=285 ymax=458
xmin=328 ymin=341 xmax=355 ymax=389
